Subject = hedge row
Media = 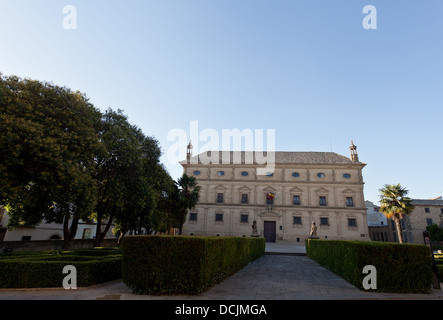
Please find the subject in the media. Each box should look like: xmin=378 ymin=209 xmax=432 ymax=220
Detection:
xmin=0 ymin=248 xmax=122 ymax=288
xmin=306 ymin=239 xmax=434 ymax=293
xmin=122 ymin=235 xmax=265 ymax=295
xmin=435 ymin=255 xmax=443 ymax=282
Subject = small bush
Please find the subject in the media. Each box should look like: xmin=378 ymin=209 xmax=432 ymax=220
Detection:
xmin=122 ymin=235 xmax=265 ymax=295
xmin=0 ymin=247 xmax=122 ymax=288
xmin=306 ymin=240 xmax=433 ymax=293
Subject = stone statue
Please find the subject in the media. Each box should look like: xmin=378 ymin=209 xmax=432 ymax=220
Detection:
xmin=252 ymin=220 xmax=258 ymax=234
xmin=310 ymin=220 xmax=317 ymax=237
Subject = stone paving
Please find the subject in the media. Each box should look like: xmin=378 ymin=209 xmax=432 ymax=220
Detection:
xmin=0 ymin=243 xmax=442 ymax=300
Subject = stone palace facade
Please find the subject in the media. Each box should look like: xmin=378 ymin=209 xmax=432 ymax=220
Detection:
xmin=180 ymin=142 xmax=370 ymax=243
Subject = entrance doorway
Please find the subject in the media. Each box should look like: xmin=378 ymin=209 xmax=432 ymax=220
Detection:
xmin=263 ymin=221 xmax=276 ymax=243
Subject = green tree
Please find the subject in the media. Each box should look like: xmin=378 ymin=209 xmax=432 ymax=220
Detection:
xmin=0 ymin=74 xmax=101 ymax=249
xmin=148 ymin=164 xmax=181 ymax=234
xmin=94 ymin=109 xmax=167 ymax=246
xmin=426 ymin=224 xmax=443 ymax=242
xmin=378 ymin=183 xmax=415 ymax=244
xmin=94 ymin=109 xmax=144 ymax=246
xmin=113 ymin=151 xmax=179 ymax=243
xmin=176 ymin=174 xmax=201 ymax=235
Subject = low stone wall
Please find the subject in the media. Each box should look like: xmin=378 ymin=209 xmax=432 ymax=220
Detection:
xmin=1 ymin=238 xmax=119 ymax=252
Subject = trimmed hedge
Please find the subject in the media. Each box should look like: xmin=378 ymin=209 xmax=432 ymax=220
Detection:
xmin=435 ymin=254 xmax=443 ymax=282
xmin=122 ymin=235 xmax=265 ymax=295
xmin=437 ymin=265 xmax=443 ymax=283
xmin=0 ymin=248 xmax=122 ymax=288
xmin=306 ymin=239 xmax=434 ymax=293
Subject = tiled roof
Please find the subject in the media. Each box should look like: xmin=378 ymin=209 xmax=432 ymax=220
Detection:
xmin=186 ymin=151 xmax=359 ymax=165
xmin=411 ymin=199 xmax=443 ymax=206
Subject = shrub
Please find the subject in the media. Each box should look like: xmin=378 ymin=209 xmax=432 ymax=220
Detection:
xmin=306 ymin=239 xmax=433 ymax=293
xmin=122 ymin=235 xmax=265 ymax=295
xmin=0 ymin=248 xmax=122 ymax=288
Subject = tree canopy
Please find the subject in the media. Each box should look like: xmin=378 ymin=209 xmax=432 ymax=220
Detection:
xmin=176 ymin=174 xmax=201 ymax=235
xmin=378 ymin=183 xmax=415 ymax=243
xmin=0 ymin=73 xmax=178 ymax=248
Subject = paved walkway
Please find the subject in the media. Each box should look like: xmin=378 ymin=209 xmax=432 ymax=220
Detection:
xmin=264 ymin=242 xmax=307 ymax=255
xmin=0 ymin=243 xmax=442 ymax=300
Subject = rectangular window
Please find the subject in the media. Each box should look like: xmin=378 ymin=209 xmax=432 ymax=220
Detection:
xmin=217 ymin=193 xmax=224 ymax=203
xmin=348 ymin=218 xmax=357 ymax=227
xmin=241 ymin=194 xmax=248 ymax=204
xmin=425 ymin=208 xmax=430 ymax=213
xmin=215 ymin=213 xmax=223 ymax=222
xmin=293 ymin=195 xmax=301 ymax=205
xmin=293 ymin=216 xmax=302 ymax=225
xmin=319 ymin=196 xmax=327 ymax=206
xmin=240 ymin=214 xmax=248 ymax=223
xmin=346 ymin=197 xmax=354 ymax=207
xmin=426 ymin=218 xmax=433 ymax=226
xmin=320 ymin=217 xmax=329 ymax=226
xmin=189 ymin=213 xmax=198 ymax=221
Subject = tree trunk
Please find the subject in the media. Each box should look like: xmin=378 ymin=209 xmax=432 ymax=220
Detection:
xmin=179 ymin=210 xmax=185 ymax=235
xmin=63 ymin=214 xmax=72 ymax=249
xmin=394 ymin=217 xmax=404 ymax=244
xmin=98 ymin=214 xmax=114 ymax=247
xmin=62 ymin=215 xmax=80 ymax=249
xmin=117 ymin=230 xmax=126 ymax=246
xmin=94 ymin=211 xmax=103 ymax=247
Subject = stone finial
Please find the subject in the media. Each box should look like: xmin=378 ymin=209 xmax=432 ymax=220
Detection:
xmin=186 ymin=141 xmax=193 ymax=162
xmin=350 ymin=140 xmax=359 ymax=162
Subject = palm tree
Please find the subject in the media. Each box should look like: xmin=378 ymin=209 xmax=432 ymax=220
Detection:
xmin=378 ymin=183 xmax=415 ymax=243
xmin=176 ymin=174 xmax=201 ymax=235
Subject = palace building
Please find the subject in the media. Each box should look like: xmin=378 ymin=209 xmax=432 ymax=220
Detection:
xmin=180 ymin=142 xmax=370 ymax=243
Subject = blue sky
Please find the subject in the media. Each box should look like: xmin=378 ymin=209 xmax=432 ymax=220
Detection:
xmin=1 ymin=0 xmax=442 ymax=203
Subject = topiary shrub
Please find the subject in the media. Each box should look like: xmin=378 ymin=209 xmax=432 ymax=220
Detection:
xmin=0 ymin=247 xmax=122 ymax=288
xmin=121 ymin=235 xmax=265 ymax=295
xmin=306 ymin=239 xmax=433 ymax=293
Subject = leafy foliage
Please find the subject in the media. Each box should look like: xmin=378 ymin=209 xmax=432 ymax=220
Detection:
xmin=0 ymin=73 xmax=179 ymax=248
xmin=426 ymin=224 xmax=443 ymax=242
xmin=176 ymin=174 xmax=201 ymax=234
xmin=0 ymin=74 xmax=101 ymax=247
xmin=306 ymin=239 xmax=433 ymax=293
xmin=121 ymin=235 xmax=265 ymax=295
xmin=378 ymin=183 xmax=415 ymax=243
xmin=0 ymin=248 xmax=121 ymax=288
